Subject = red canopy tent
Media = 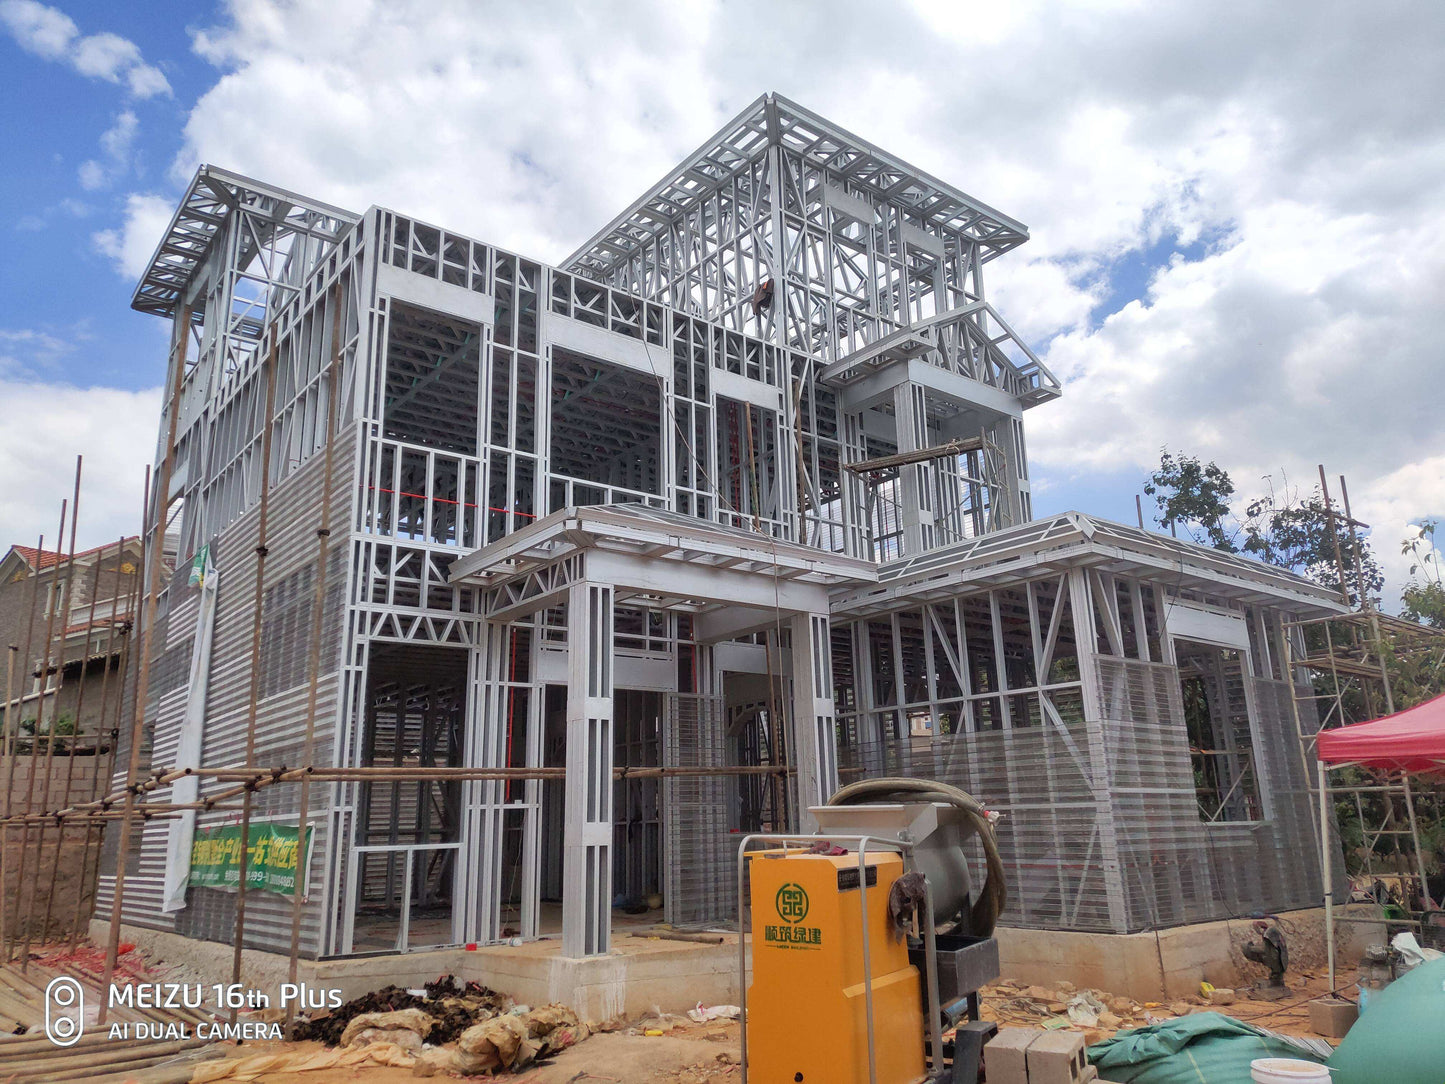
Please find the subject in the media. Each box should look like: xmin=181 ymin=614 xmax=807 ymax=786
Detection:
xmin=1314 ymin=692 xmax=1445 ymax=985
xmin=1316 ymin=692 xmax=1445 ymax=774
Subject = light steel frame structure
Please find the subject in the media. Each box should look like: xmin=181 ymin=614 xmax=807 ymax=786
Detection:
xmin=95 ymin=94 xmax=1349 ymax=966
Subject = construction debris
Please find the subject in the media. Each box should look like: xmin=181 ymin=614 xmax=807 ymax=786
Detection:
xmin=339 ymin=1007 xmax=435 ymax=1051
xmin=190 ymin=1042 xmax=417 ymax=1082
xmin=294 ymin=977 xmax=506 ymax=1045
xmin=411 ymin=1002 xmax=589 ymax=1076
xmin=286 ymin=975 xmax=589 ymax=1077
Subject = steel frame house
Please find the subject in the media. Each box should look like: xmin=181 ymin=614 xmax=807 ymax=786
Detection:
xmin=101 ymin=93 xmax=1343 ymax=964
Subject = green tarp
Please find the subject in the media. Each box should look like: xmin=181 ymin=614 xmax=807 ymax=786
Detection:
xmin=189 ymin=822 xmax=310 ymax=896
xmin=1086 ymin=1012 xmax=1326 ymax=1083
xmin=1328 ymin=956 xmax=1445 ymax=1084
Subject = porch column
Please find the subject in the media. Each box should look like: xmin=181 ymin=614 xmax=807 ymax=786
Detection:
xmin=563 ymin=581 xmax=614 ymax=957
xmin=790 ymin=611 xmax=839 ymax=834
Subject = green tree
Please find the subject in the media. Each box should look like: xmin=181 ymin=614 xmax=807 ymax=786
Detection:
xmin=1240 ymin=483 xmax=1384 ymax=609
xmin=17 ymin=712 xmax=77 ymax=754
xmin=1143 ymin=450 xmax=1382 ymax=607
xmin=1401 ymin=520 xmax=1445 ymax=629
xmin=1143 ymin=450 xmax=1239 ymax=550
xmin=1392 ymin=520 xmax=1445 ymax=709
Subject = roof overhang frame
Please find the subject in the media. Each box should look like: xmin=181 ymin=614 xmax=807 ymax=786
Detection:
xmin=131 ymin=166 xmax=359 ymax=319
xmin=450 ymin=504 xmax=877 ymax=640
xmin=830 ymin=511 xmax=1347 ymax=621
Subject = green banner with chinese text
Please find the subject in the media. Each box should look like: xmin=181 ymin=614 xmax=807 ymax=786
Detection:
xmin=189 ymin=822 xmax=311 ymax=896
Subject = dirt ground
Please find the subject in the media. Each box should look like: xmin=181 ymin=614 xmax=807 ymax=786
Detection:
xmin=204 ymin=971 xmax=1344 ymax=1083
xmin=207 ymin=1018 xmax=744 ymax=1083
xmin=979 ymin=967 xmax=1345 ymax=1045
xmin=3 ymin=936 xmax=1350 ymax=1082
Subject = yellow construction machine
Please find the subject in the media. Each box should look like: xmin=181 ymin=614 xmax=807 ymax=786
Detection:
xmin=738 ymin=779 xmax=1006 ymax=1084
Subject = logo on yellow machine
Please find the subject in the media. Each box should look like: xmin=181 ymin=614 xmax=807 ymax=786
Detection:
xmin=775 ymin=883 xmax=809 ymax=924
xmin=765 ymin=883 xmax=821 ymax=948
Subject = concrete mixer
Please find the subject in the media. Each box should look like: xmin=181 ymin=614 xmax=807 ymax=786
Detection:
xmin=737 ymin=778 xmax=1006 ymax=1084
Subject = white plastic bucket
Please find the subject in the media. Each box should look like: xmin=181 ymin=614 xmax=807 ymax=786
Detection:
xmin=1250 ymin=1058 xmax=1331 ymax=1083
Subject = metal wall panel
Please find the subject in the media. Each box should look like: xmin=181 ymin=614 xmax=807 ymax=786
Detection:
xmin=834 ymin=653 xmax=1334 ymax=936
xmin=96 ymin=427 xmax=356 ymax=954
xmin=662 ymin=693 xmax=733 ymax=927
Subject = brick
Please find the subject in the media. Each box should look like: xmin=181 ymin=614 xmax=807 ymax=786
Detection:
xmin=984 ymin=1027 xmax=1042 ymax=1084
xmin=1026 ymin=1029 xmax=1088 ymax=1084
xmin=1307 ymin=997 xmax=1357 ymax=1038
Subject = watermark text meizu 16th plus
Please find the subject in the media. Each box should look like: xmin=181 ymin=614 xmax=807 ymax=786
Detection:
xmin=109 ymin=982 xmax=342 ymax=1011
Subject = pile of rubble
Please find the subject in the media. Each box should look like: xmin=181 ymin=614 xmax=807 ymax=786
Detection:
xmin=984 ymin=978 xmax=1243 ymax=1040
xmin=295 ymin=975 xmax=589 ymax=1076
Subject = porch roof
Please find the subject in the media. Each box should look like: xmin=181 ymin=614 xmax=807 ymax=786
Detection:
xmin=448 ymin=503 xmax=876 ymax=636
xmin=830 ymin=511 xmax=1348 ymax=620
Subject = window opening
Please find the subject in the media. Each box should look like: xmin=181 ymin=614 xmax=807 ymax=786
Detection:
xmin=1176 ymin=638 xmax=1262 ymax=822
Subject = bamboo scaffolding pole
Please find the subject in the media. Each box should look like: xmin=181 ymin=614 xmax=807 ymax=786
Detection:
xmin=97 ymin=439 xmax=168 ymax=1025
xmin=20 ymin=464 xmax=83 ymax=964
xmin=0 ymin=644 xmax=10 ymax=958
xmin=155 ymin=763 xmax=791 ymax=782
xmin=0 ymin=1037 xmax=204 ymax=1077
xmin=0 ymin=1030 xmax=165 ymax=1054
xmin=2 ymin=633 xmax=14 ymax=763
xmin=0 ymin=537 xmax=29 ymax=963
xmin=1 ymin=533 xmax=45 ymax=754
xmin=7 ymin=498 xmax=69 ymax=963
xmin=286 ymin=285 xmax=344 ymax=1035
xmin=39 ymin=533 xmax=116 ymax=944
xmin=1 ymin=762 xmax=795 ymax=826
xmin=230 ymin=339 xmax=279 ymax=1019
xmin=1339 ymin=475 xmax=1396 ymax=715
xmin=1 ymin=533 xmax=47 ymax=961
xmin=69 ymin=537 xmax=135 ymax=951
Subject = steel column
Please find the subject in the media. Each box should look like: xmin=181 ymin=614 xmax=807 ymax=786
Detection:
xmin=562 ymin=580 xmax=614 ymax=957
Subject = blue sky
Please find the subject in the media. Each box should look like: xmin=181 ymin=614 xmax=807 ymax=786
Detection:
xmin=0 ymin=2 xmax=199 ymax=391
xmin=1 ymin=0 xmax=1442 ymax=601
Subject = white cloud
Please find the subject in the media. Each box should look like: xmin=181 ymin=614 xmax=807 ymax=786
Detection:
xmin=125 ymin=60 xmax=170 ymax=99
xmin=78 ymin=109 xmax=139 ymax=189
xmin=0 ymin=378 xmax=160 ymax=552
xmin=1354 ymin=457 xmax=1445 ymax=601
xmin=0 ymin=0 xmax=171 ymax=98
xmin=77 ymin=159 xmax=105 ymax=190
xmin=0 ymin=0 xmax=74 ymax=58
xmin=76 ymin=0 xmax=1445 ymax=604
xmin=70 ymin=29 xmax=140 ymax=80
xmin=92 ymin=193 xmax=173 ymax=278
xmin=0 ymin=327 xmax=71 ymax=375
xmin=99 ymin=108 xmax=137 ymax=158
xmin=12 ymin=197 xmax=90 ymax=231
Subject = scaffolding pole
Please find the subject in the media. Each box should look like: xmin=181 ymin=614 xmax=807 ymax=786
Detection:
xmin=230 ymin=339 xmax=279 ymax=1018
xmin=286 ymin=283 xmax=344 ymax=1035
xmin=8 ymin=489 xmax=73 ymax=966
xmin=96 ymin=457 xmax=162 ymax=1024
xmin=69 ymin=536 xmax=136 ymax=951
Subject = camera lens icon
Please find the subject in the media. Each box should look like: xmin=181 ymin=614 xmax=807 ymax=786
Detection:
xmin=44 ymin=976 xmax=85 ymax=1047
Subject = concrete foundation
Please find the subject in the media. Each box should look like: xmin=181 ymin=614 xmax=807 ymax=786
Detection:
xmin=91 ymin=919 xmax=747 ymax=1022
xmin=995 ymin=905 xmax=1380 ymax=1001
xmin=93 ymin=902 xmax=1378 ymax=1016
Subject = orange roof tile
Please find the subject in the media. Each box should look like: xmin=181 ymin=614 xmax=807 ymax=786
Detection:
xmin=7 ymin=537 xmax=139 ymax=573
